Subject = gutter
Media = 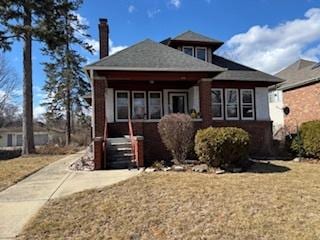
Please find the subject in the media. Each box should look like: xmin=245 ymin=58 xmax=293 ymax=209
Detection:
xmin=278 ymin=77 xmax=320 ymax=91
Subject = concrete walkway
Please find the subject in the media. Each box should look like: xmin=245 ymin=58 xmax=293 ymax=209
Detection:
xmin=0 ymin=153 xmax=141 ymax=239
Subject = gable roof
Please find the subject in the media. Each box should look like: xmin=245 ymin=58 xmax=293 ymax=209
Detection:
xmin=275 ymin=59 xmax=320 ymax=91
xmin=85 ymin=39 xmax=225 ymax=72
xmin=172 ymin=30 xmax=223 ymax=45
xmin=211 ymin=55 xmax=283 ymax=83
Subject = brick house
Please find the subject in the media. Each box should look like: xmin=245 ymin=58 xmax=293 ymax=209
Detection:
xmin=85 ymin=19 xmax=282 ymax=169
xmin=269 ymin=59 xmax=320 ymax=135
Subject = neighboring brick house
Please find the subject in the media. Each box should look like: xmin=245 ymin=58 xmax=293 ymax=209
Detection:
xmin=85 ymin=19 xmax=282 ymax=169
xmin=269 ymin=59 xmax=320 ymax=135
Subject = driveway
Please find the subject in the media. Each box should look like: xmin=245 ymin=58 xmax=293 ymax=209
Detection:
xmin=0 ymin=152 xmax=142 ymax=239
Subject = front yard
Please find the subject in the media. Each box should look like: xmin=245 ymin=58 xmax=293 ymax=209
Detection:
xmin=20 ymin=160 xmax=320 ymax=240
xmin=0 ymin=154 xmax=64 ymax=191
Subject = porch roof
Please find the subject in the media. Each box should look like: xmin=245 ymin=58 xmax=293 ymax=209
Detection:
xmin=85 ymin=39 xmax=225 ymax=72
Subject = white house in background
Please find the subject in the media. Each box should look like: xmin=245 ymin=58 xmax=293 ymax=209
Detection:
xmin=0 ymin=124 xmax=59 ymax=148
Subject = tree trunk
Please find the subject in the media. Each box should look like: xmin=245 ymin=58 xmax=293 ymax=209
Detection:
xmin=22 ymin=3 xmax=35 ymax=154
xmin=65 ymin=11 xmax=71 ymax=145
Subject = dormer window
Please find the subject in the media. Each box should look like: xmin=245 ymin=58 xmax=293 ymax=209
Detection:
xmin=196 ymin=47 xmax=207 ymax=61
xmin=182 ymin=46 xmax=193 ymax=56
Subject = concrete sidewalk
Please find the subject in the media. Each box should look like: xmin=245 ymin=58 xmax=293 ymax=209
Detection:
xmin=0 ymin=153 xmax=141 ymax=239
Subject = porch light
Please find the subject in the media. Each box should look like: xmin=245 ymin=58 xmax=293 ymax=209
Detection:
xmin=149 ymin=80 xmax=155 ymax=84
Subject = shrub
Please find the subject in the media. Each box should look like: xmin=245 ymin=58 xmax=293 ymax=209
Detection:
xmin=292 ymin=121 xmax=320 ymax=158
xmin=158 ymin=114 xmax=194 ymax=164
xmin=36 ymin=144 xmax=81 ymax=155
xmin=194 ymin=127 xmax=250 ymax=168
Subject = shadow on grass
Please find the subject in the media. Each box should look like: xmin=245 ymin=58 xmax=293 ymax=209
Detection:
xmin=247 ymin=161 xmax=291 ymax=174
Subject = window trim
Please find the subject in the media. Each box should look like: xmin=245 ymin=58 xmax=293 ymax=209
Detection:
xmin=148 ymin=91 xmax=163 ymax=120
xmin=240 ymin=89 xmax=255 ymax=120
xmin=131 ymin=91 xmax=147 ymax=120
xmin=211 ymin=88 xmax=224 ymax=120
xmin=195 ymin=47 xmax=207 ymax=61
xmin=115 ymin=90 xmax=130 ymax=122
xmin=225 ymin=88 xmax=239 ymax=120
xmin=182 ymin=46 xmax=194 ymax=56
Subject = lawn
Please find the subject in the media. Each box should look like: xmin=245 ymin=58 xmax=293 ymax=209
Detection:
xmin=20 ymin=161 xmax=320 ymax=240
xmin=0 ymin=154 xmax=64 ymax=191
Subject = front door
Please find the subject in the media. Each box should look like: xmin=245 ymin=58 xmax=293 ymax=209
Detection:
xmin=169 ymin=93 xmax=187 ymax=114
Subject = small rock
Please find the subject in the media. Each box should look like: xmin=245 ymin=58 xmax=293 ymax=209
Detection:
xmin=215 ymin=168 xmax=225 ymax=174
xmin=232 ymin=167 xmax=242 ymax=173
xmin=172 ymin=165 xmax=185 ymax=172
xmin=162 ymin=167 xmax=172 ymax=172
xmin=185 ymin=159 xmax=199 ymax=164
xmin=293 ymin=157 xmax=301 ymax=162
xmin=145 ymin=168 xmax=157 ymax=172
xmin=192 ymin=164 xmax=208 ymax=173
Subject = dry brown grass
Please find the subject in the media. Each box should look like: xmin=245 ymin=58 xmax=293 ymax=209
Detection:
xmin=20 ymin=161 xmax=320 ymax=240
xmin=0 ymin=155 xmax=64 ymax=191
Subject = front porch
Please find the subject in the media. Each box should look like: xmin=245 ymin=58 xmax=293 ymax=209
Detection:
xmin=91 ymin=72 xmax=273 ymax=169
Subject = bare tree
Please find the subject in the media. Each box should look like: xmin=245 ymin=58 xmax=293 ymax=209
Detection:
xmin=0 ymin=54 xmax=17 ymax=111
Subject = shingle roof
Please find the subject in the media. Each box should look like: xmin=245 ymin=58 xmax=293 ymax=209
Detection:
xmin=275 ymin=59 xmax=320 ymax=90
xmin=211 ymin=55 xmax=283 ymax=83
xmin=172 ymin=30 xmax=223 ymax=44
xmin=86 ymin=39 xmax=225 ymax=72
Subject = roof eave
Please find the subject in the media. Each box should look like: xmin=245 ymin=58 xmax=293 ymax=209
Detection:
xmin=278 ymin=77 xmax=320 ymax=91
xmin=83 ymin=66 xmax=227 ymax=72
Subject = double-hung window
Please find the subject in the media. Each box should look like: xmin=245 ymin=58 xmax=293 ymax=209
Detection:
xmin=241 ymin=89 xmax=254 ymax=120
xmin=132 ymin=91 xmax=146 ymax=119
xmin=182 ymin=46 xmax=194 ymax=56
xmin=196 ymin=47 xmax=207 ymax=61
xmin=211 ymin=89 xmax=223 ymax=120
xmin=116 ymin=91 xmax=130 ymax=120
xmin=225 ymin=89 xmax=239 ymax=120
xmin=148 ymin=91 xmax=162 ymax=119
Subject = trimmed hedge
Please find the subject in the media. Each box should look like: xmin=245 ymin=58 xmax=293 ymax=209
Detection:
xmin=292 ymin=121 xmax=320 ymax=158
xmin=195 ymin=127 xmax=250 ymax=168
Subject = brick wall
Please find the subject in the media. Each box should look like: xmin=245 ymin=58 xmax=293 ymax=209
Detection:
xmin=283 ymin=82 xmax=320 ymax=133
xmin=108 ymin=120 xmax=273 ymax=165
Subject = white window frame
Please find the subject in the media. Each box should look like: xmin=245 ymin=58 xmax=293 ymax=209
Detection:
xmin=240 ymin=89 xmax=255 ymax=120
xmin=211 ymin=88 xmax=224 ymax=120
xmin=148 ymin=91 xmax=163 ymax=120
xmin=168 ymin=92 xmax=188 ymax=114
xmin=182 ymin=46 xmax=194 ymax=57
xmin=131 ymin=91 xmax=147 ymax=120
xmin=195 ymin=47 xmax=207 ymax=61
xmin=115 ymin=90 xmax=130 ymax=122
xmin=225 ymin=88 xmax=239 ymax=120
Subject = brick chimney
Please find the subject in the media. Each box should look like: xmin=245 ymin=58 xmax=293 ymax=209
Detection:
xmin=99 ymin=18 xmax=109 ymax=59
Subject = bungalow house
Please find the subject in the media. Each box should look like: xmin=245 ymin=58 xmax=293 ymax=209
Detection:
xmin=269 ymin=59 xmax=320 ymax=137
xmin=84 ymin=19 xmax=282 ymax=169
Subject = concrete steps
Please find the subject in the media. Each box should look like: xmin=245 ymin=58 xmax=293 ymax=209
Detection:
xmin=107 ymin=137 xmax=135 ymax=169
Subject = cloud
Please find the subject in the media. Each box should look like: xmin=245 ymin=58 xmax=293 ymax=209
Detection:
xmin=33 ymin=105 xmax=46 ymax=118
xmin=169 ymin=0 xmax=181 ymax=8
xmin=219 ymin=8 xmax=320 ymax=74
xmin=128 ymin=5 xmax=135 ymax=13
xmin=147 ymin=9 xmax=161 ymax=18
xmin=109 ymin=39 xmax=128 ymax=55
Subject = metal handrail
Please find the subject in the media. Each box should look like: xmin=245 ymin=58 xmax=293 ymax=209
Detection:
xmin=128 ymin=117 xmax=138 ymax=167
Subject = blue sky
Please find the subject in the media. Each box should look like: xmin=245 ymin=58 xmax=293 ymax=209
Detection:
xmin=4 ymin=0 xmax=320 ymax=117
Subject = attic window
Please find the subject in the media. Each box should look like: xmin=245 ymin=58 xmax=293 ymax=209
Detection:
xmin=196 ymin=47 xmax=207 ymax=61
xmin=182 ymin=46 xmax=194 ymax=56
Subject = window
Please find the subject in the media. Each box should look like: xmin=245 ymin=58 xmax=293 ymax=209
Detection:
xmin=132 ymin=91 xmax=146 ymax=119
xmin=241 ymin=89 xmax=254 ymax=120
xmin=182 ymin=46 xmax=194 ymax=56
xmin=225 ymin=89 xmax=239 ymax=120
xmin=116 ymin=91 xmax=130 ymax=120
xmin=196 ymin=47 xmax=207 ymax=61
xmin=211 ymin=89 xmax=223 ymax=120
xmin=148 ymin=91 xmax=162 ymax=119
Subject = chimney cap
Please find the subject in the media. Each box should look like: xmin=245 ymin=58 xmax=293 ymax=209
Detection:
xmin=99 ymin=18 xmax=108 ymax=23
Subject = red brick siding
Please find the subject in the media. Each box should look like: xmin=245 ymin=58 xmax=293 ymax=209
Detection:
xmin=199 ymin=80 xmax=212 ymax=127
xmin=283 ymin=82 xmax=320 ymax=132
xmin=108 ymin=120 xmax=273 ymax=165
